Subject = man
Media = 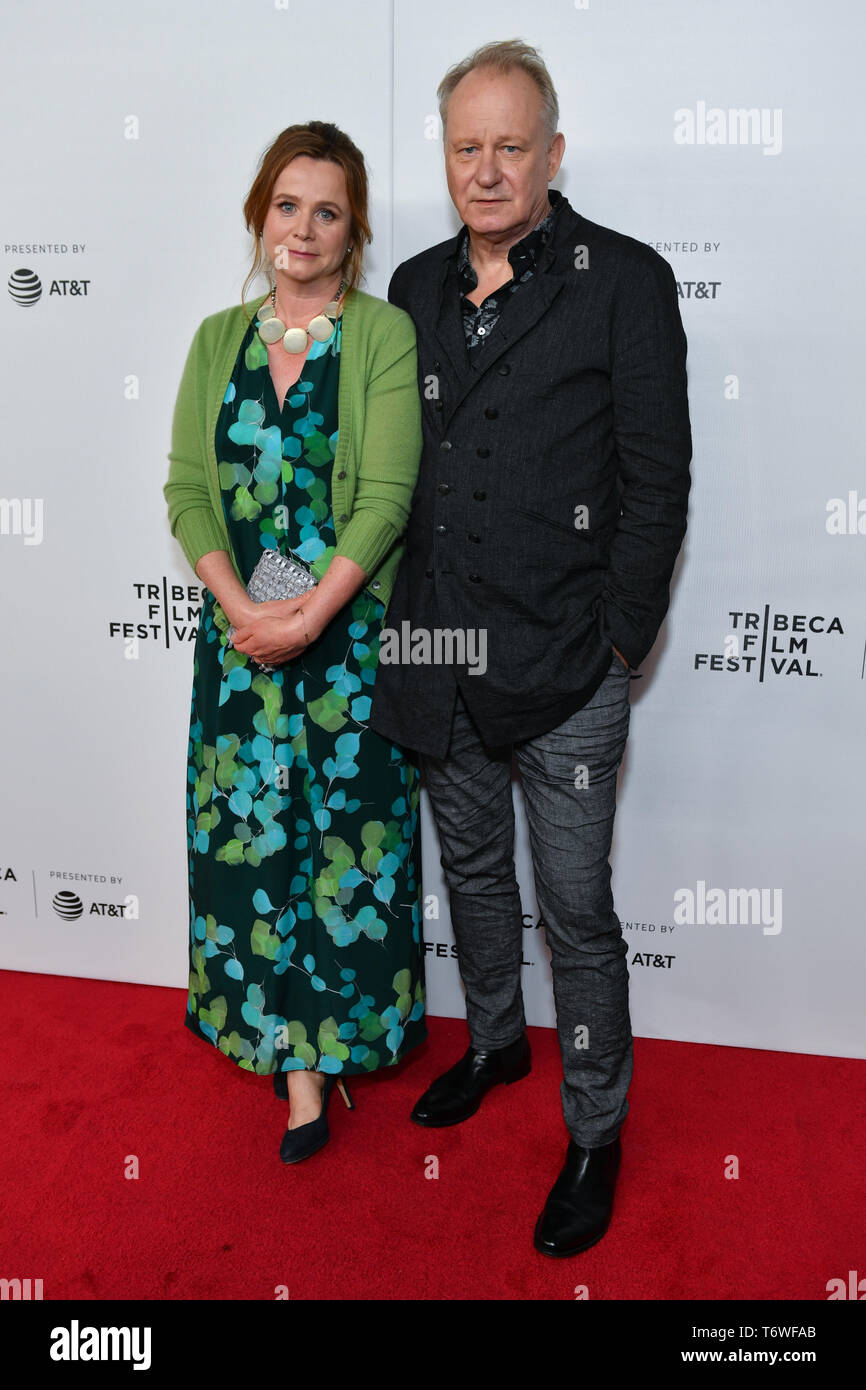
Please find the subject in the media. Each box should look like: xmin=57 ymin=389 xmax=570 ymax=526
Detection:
xmin=370 ymin=39 xmax=691 ymax=1256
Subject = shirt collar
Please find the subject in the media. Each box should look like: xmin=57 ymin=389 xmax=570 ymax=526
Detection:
xmin=455 ymin=188 xmax=562 ymax=291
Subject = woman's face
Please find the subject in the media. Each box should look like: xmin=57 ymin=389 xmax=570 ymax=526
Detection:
xmin=261 ymin=155 xmax=352 ymax=295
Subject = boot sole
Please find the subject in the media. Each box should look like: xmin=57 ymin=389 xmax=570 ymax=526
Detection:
xmin=532 ymin=1216 xmax=612 ymax=1257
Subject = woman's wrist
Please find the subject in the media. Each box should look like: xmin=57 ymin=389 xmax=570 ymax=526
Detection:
xmin=298 ymin=599 xmax=326 ymax=642
xmin=223 ymin=593 xmax=257 ymax=629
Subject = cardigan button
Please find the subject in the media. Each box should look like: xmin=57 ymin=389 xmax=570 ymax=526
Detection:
xmin=473 ymin=490 xmax=487 ymax=501
xmin=468 ymin=573 xmax=482 ymax=583
xmin=476 ymin=447 xmax=489 ymax=458
xmin=424 ymin=568 xmax=433 ymax=578
xmin=468 ymin=532 xmax=480 ymax=543
xmin=437 ymin=482 xmax=451 ymax=495
xmin=338 ymin=513 xmax=348 ymax=523
xmin=497 ymin=364 xmax=510 ymax=375
xmin=484 ymin=407 xmax=498 ymax=419
xmin=336 ymin=470 xmax=346 ymax=479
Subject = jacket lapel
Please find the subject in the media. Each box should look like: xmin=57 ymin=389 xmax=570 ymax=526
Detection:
xmin=446 ymin=269 xmax=565 ymax=415
xmin=432 ymin=253 xmax=471 ymax=384
xmin=429 ymin=198 xmax=583 ymax=425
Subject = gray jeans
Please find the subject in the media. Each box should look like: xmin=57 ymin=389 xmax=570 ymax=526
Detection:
xmin=420 ymin=654 xmax=632 ymax=1148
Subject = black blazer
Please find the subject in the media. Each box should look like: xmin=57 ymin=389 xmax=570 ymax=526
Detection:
xmin=369 ymin=191 xmax=692 ymax=757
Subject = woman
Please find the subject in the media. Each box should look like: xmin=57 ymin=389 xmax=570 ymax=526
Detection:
xmin=164 ymin=122 xmax=426 ymax=1164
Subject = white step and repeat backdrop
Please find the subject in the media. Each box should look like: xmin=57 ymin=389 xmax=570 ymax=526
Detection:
xmin=1 ymin=0 xmax=863 ymax=1058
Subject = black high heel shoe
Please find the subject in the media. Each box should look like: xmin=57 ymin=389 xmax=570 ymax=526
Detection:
xmin=278 ymin=1071 xmax=354 ymax=1165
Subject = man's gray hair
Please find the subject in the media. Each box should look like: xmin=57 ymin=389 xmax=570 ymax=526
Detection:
xmin=437 ymin=38 xmax=560 ymax=141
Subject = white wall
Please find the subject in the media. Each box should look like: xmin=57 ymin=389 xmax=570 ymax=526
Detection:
xmin=1 ymin=0 xmax=863 ymax=1059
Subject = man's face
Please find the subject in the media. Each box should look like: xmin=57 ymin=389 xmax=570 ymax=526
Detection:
xmin=443 ymin=66 xmax=564 ymax=243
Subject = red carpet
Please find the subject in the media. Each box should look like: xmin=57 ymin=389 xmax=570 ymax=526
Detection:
xmin=0 ymin=969 xmax=862 ymax=1301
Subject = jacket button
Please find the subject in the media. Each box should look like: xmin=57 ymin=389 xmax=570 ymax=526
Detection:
xmin=473 ymin=490 xmax=487 ymax=501
xmin=336 ymin=470 xmax=346 ymax=479
xmin=484 ymin=407 xmax=498 ymax=419
xmin=424 ymin=568 xmax=433 ymax=578
xmin=338 ymin=513 xmax=348 ymax=522
xmin=371 ymin=580 xmax=380 ymax=589
xmin=436 ymin=524 xmax=447 ymax=535
xmin=434 ymin=400 xmax=443 ymax=411
xmin=440 ymin=440 xmax=452 ymax=450
xmin=468 ymin=573 xmax=481 ymax=583
xmin=437 ymin=482 xmax=451 ymax=495
xmin=433 ymin=360 xmax=441 ymax=371
xmin=476 ymin=447 xmax=489 ymax=458
xmin=468 ymin=532 xmax=480 ymax=543
xmin=497 ymin=364 xmax=510 ymax=375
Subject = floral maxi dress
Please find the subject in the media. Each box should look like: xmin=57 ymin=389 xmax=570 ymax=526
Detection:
xmin=184 ymin=307 xmax=426 ymax=1078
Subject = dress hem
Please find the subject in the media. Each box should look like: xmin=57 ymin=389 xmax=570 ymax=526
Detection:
xmin=184 ymin=1005 xmax=428 ymax=1076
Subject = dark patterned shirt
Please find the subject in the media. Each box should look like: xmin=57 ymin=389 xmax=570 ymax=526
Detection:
xmin=456 ymin=189 xmax=562 ymax=354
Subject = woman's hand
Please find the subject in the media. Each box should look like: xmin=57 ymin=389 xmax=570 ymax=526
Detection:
xmin=230 ymin=607 xmax=323 ymax=667
xmin=251 ymin=595 xmax=310 ymax=620
xmin=226 ymin=555 xmax=369 ymax=666
xmin=223 ymin=594 xmax=307 ymax=630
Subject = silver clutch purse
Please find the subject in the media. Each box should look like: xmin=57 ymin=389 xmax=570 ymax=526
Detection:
xmin=225 ymin=548 xmax=317 ymax=672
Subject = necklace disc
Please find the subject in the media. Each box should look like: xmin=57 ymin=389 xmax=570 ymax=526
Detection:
xmin=282 ymin=326 xmax=309 ymax=353
xmin=308 ymin=314 xmax=334 ymax=342
xmin=257 ymin=317 xmax=286 ymax=344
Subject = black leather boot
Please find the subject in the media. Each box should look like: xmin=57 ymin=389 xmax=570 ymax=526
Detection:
xmin=410 ymin=1033 xmax=531 ymax=1127
xmin=533 ymin=1135 xmax=622 ymax=1256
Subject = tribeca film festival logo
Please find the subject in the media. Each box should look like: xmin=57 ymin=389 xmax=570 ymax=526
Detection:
xmin=674 ymin=102 xmax=782 ymax=156
xmin=109 ymin=579 xmax=205 ymax=656
xmin=694 ymin=606 xmax=843 ymax=679
xmin=44 ymin=871 xmax=138 ymax=922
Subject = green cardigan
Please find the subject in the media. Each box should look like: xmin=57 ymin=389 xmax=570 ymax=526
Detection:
xmin=164 ymin=287 xmax=422 ymax=609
